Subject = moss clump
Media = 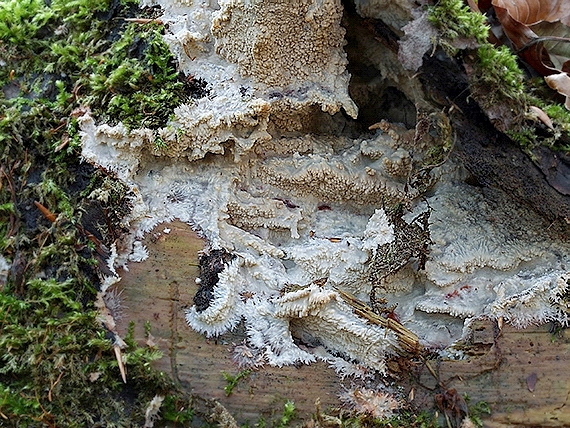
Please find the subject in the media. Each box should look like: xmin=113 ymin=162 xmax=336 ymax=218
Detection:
xmin=85 ymin=22 xmax=188 ymax=130
xmin=428 ymin=0 xmax=570 ymax=155
xmin=475 ymin=44 xmax=525 ymax=101
xmin=428 ymin=0 xmax=489 ymax=46
xmin=0 ymin=0 xmax=196 ymax=425
xmin=428 ymin=0 xmax=525 ymax=105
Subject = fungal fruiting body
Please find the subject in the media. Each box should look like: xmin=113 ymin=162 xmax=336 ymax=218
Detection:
xmin=81 ymin=0 xmax=570 ymax=377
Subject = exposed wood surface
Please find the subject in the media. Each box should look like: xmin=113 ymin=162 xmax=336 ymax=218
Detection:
xmin=413 ymin=320 xmax=570 ymax=427
xmin=115 ymin=221 xmax=341 ymax=426
xmin=115 ymin=221 xmax=570 ymax=426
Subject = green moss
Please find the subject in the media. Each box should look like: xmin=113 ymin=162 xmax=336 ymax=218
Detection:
xmin=426 ymin=0 xmax=570 ymax=154
xmin=222 ymin=369 xmax=251 ymax=396
xmin=467 ymin=398 xmax=491 ymax=427
xmin=85 ymin=22 xmax=186 ymax=130
xmin=161 ymin=394 xmax=195 ymax=424
xmin=428 ymin=0 xmax=525 ymax=104
xmin=506 ymin=126 xmax=537 ymax=150
xmin=276 ymin=400 xmax=296 ymax=428
xmin=476 ymin=44 xmax=525 ymax=99
xmin=0 ymin=0 xmax=195 ymax=425
xmin=0 ymin=0 xmax=54 ymax=48
xmin=428 ymin=0 xmax=489 ymax=47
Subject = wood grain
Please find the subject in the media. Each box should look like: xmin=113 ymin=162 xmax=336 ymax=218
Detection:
xmin=115 ymin=221 xmax=341 ymax=425
xmin=411 ymin=319 xmax=570 ymax=427
xmin=115 ymin=221 xmax=570 ymax=426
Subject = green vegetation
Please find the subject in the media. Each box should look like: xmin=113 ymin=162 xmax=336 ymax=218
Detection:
xmin=161 ymin=394 xmax=195 ymax=424
xmin=476 ymin=44 xmax=525 ymax=100
xmin=465 ymin=395 xmax=491 ymax=428
xmin=222 ymin=369 xmax=251 ymax=396
xmin=428 ymin=0 xmax=489 ymax=46
xmin=276 ymin=400 xmax=296 ymax=428
xmin=429 ymin=0 xmax=570 ymax=155
xmin=0 ymin=0 xmax=197 ymax=425
xmin=85 ymin=21 xmax=187 ymax=130
xmin=429 ymin=0 xmax=524 ymax=103
xmin=248 ymin=400 xmax=296 ymax=428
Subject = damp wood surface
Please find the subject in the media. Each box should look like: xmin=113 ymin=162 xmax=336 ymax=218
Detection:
xmin=412 ymin=319 xmax=570 ymax=428
xmin=115 ymin=221 xmax=341 ymax=426
xmin=116 ymin=221 xmax=570 ymax=427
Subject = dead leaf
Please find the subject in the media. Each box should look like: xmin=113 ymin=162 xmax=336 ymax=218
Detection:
xmin=493 ymin=0 xmax=570 ymax=26
xmin=70 ymin=105 xmax=90 ymax=118
xmin=55 ymin=133 xmax=69 ymax=153
xmin=526 ymin=372 xmax=538 ymax=392
xmin=545 ymin=72 xmax=570 ymax=108
xmin=531 ymin=21 xmax=570 ymax=69
xmin=492 ymin=0 xmax=570 ymax=76
xmin=492 ymin=4 xmax=556 ymax=75
xmin=146 ymin=332 xmax=157 ymax=348
xmin=529 ymin=105 xmax=554 ymax=128
xmin=398 ymin=10 xmax=438 ymax=72
xmin=88 ymin=372 xmax=101 ymax=382
xmin=34 ymin=200 xmax=57 ymax=223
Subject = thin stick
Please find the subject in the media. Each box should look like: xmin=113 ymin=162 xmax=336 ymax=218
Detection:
xmin=515 ymin=36 xmax=570 ymax=54
xmin=334 ymin=287 xmax=421 ymax=354
xmin=114 ymin=345 xmax=127 ymax=383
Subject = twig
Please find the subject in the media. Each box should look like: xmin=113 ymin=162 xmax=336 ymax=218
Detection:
xmin=123 ymin=18 xmax=163 ymax=25
xmin=515 ymin=36 xmax=570 ymax=54
xmin=114 ymin=345 xmax=127 ymax=383
xmin=334 ymin=287 xmax=421 ymax=354
xmin=48 ymin=371 xmax=65 ymax=402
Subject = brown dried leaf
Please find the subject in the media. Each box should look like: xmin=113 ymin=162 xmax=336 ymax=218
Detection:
xmin=529 ymin=105 xmax=554 ymax=128
xmin=492 ymin=0 xmax=570 ymax=75
xmin=398 ymin=10 xmax=438 ymax=72
xmin=493 ymin=0 xmax=570 ymax=26
xmin=545 ymin=72 xmax=570 ymax=109
xmin=54 ymin=133 xmax=69 ymax=153
xmin=34 ymin=200 xmax=57 ymax=223
xmin=493 ymin=4 xmax=555 ymax=75
xmin=526 ymin=372 xmax=538 ymax=392
xmin=532 ymin=21 xmax=570 ymax=69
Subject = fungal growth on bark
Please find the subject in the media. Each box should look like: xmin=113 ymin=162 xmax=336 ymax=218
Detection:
xmin=79 ymin=0 xmax=570 ymax=378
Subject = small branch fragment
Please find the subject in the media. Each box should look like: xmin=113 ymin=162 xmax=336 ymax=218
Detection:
xmin=334 ymin=287 xmax=421 ymax=354
xmin=123 ymin=18 xmax=163 ymax=25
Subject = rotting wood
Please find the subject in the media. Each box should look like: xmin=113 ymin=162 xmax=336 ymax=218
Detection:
xmin=411 ymin=319 xmax=570 ymax=427
xmin=115 ymin=221 xmax=342 ymax=425
xmin=114 ymin=221 xmax=570 ymax=427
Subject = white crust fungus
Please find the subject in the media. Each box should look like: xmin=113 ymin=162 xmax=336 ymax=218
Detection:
xmin=212 ymin=0 xmax=357 ymax=118
xmin=82 ymin=0 xmax=570 ymax=375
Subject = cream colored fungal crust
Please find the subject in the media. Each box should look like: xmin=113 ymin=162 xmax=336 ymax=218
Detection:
xmin=185 ymin=259 xmax=245 ymax=337
xmin=253 ymin=153 xmax=414 ymax=205
xmin=225 ymin=190 xmax=303 ymax=238
xmin=426 ymin=183 xmax=553 ymax=282
xmin=291 ymin=299 xmax=397 ymax=371
xmin=165 ymin=97 xmax=272 ymax=161
xmin=212 ymin=0 xmax=356 ymax=117
xmin=490 ymin=272 xmax=570 ymax=328
xmin=82 ymin=0 xmax=570 ymax=376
